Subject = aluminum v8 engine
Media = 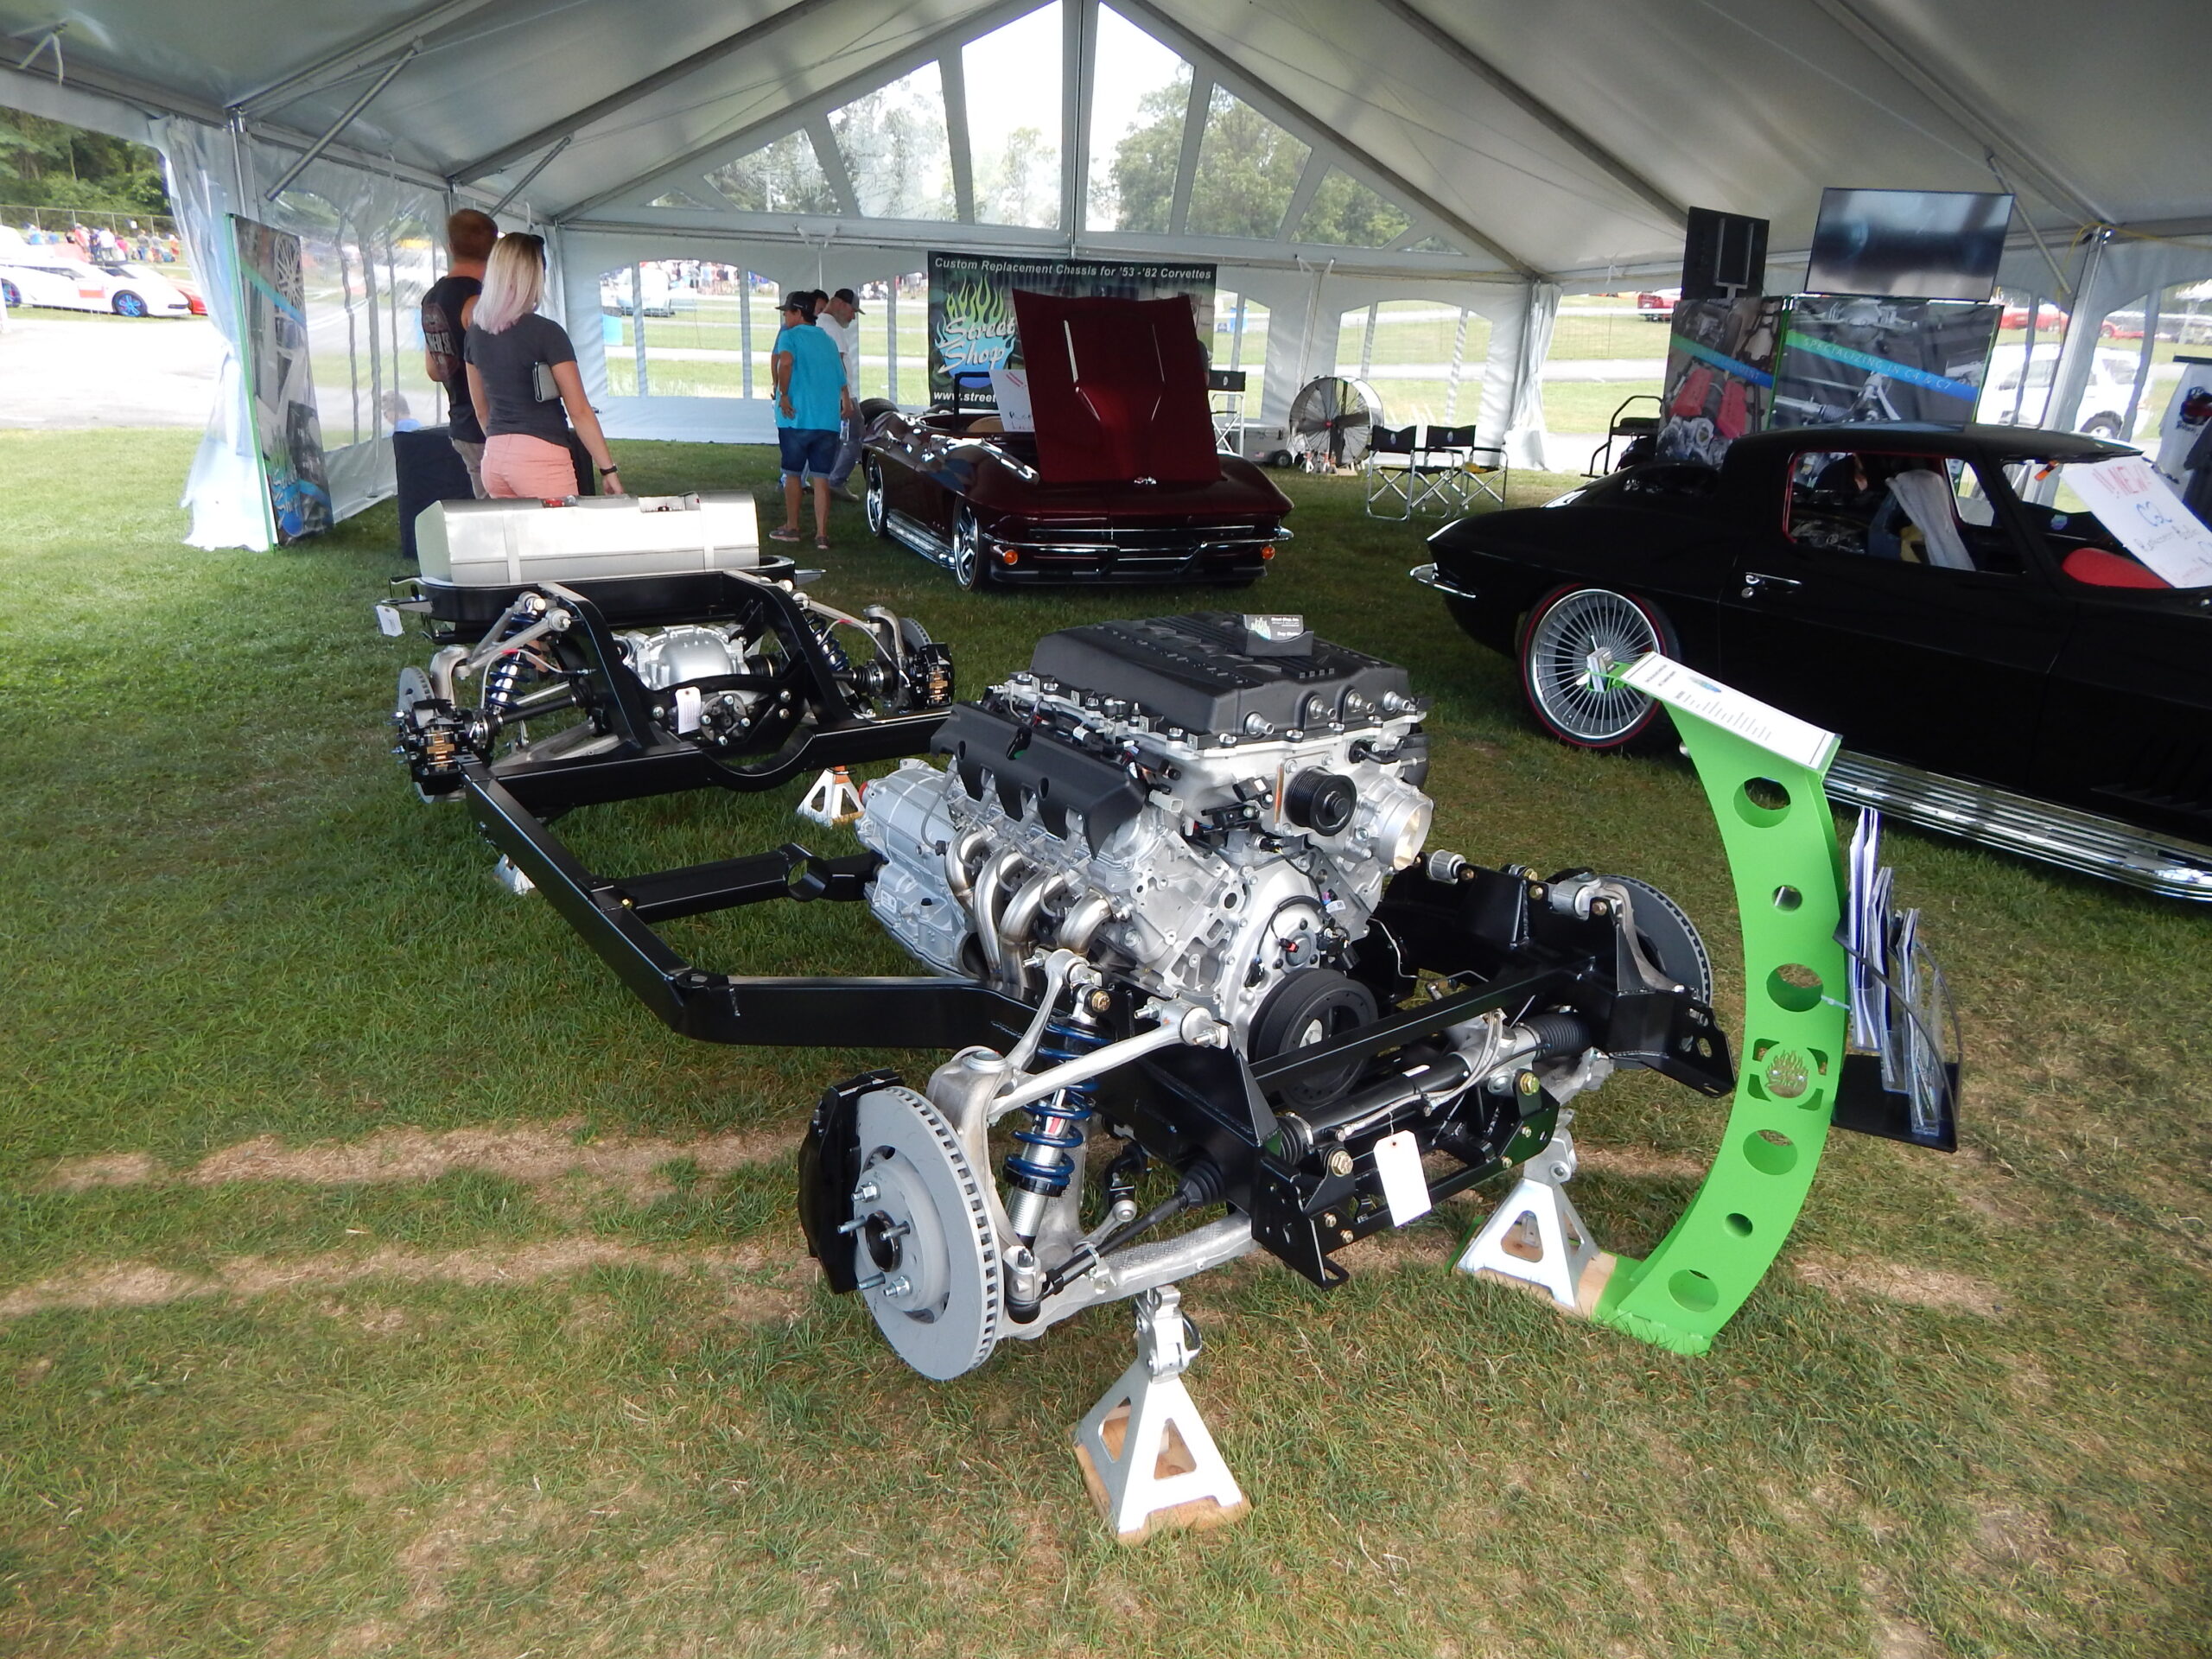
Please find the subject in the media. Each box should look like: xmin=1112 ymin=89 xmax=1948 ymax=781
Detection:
xmin=859 ymin=613 xmax=1434 ymax=1048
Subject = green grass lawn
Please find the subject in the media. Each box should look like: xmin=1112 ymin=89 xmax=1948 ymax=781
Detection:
xmin=0 ymin=429 xmax=2207 ymax=1657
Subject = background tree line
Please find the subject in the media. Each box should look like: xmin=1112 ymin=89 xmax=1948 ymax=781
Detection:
xmin=0 ymin=109 xmax=168 ymax=214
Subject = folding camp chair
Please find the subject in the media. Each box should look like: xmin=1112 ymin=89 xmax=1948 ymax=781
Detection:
xmin=1363 ymin=423 xmax=1421 ymax=518
xmin=1414 ymin=423 xmax=1510 ymax=513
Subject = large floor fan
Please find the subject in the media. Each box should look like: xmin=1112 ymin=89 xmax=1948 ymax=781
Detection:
xmin=1287 ymin=376 xmax=1382 ymax=472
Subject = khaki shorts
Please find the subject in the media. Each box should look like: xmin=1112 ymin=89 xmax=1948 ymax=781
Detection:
xmin=450 ymin=438 xmax=487 ymax=499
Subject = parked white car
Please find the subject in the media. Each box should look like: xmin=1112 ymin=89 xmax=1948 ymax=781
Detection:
xmin=0 ymin=245 xmax=199 ymax=317
xmin=1977 ymin=344 xmax=2139 ymax=439
xmin=600 ymin=263 xmax=675 ymax=316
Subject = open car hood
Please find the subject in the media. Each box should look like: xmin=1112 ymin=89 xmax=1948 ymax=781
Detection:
xmin=1010 ymin=290 xmax=1221 ymax=486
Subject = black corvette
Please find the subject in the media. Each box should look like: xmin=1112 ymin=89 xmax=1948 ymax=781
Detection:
xmin=1414 ymin=423 xmax=2212 ymax=899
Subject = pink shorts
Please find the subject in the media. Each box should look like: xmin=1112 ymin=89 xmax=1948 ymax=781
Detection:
xmin=481 ymin=433 xmax=577 ymax=499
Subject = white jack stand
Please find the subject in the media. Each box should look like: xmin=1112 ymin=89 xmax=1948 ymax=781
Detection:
xmin=1453 ymin=1118 xmax=1611 ymax=1315
xmin=1072 ymin=1285 xmax=1249 ymax=1543
xmin=797 ymin=766 xmax=863 ymax=827
xmin=491 ymin=855 xmax=536 ymax=896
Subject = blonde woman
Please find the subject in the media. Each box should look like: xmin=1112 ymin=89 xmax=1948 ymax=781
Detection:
xmin=463 ymin=232 xmax=623 ymax=499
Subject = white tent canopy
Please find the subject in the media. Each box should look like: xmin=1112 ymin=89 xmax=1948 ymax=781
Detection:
xmin=5 ymin=0 xmax=2206 ymax=545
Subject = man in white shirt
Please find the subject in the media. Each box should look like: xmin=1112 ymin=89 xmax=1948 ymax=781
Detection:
xmin=818 ymin=287 xmax=865 ymax=497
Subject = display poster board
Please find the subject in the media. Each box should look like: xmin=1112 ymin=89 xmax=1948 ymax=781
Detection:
xmin=1769 ymin=296 xmax=2000 ymax=432
xmin=231 ymin=215 xmax=332 ymax=543
xmin=988 ymin=369 xmax=1035 ymax=431
xmin=926 ymin=251 xmax=1215 ymax=403
xmin=2066 ymin=454 xmax=2212 ymax=587
xmin=1657 ymin=296 xmax=1783 ymax=467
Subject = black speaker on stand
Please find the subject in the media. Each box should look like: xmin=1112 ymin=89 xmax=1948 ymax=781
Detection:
xmin=1681 ymin=207 xmax=1769 ymax=302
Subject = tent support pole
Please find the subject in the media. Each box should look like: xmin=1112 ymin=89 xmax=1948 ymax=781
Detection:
xmin=262 ymin=44 xmax=418 ymax=203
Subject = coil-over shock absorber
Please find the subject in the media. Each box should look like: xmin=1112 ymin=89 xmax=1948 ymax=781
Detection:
xmin=1001 ymin=1009 xmax=1109 ymax=1243
xmin=482 ymin=616 xmax=542 ymax=715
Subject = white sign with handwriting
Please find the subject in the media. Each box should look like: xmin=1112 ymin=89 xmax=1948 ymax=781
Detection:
xmin=2065 ymin=455 xmax=2212 ymax=588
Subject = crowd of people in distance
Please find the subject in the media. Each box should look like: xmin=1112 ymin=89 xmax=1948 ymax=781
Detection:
xmin=16 ymin=220 xmax=184 ymax=264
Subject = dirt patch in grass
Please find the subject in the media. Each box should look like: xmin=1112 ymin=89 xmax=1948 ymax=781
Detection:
xmin=41 ymin=1119 xmax=788 ymax=1201
xmin=1795 ymin=1254 xmax=2005 ymax=1317
xmin=1577 ymin=1146 xmax=1707 ymax=1181
xmin=0 ymin=1238 xmax=807 ymax=1323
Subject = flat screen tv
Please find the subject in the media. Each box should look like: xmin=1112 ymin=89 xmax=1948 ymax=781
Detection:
xmin=1804 ymin=188 xmax=2014 ymax=302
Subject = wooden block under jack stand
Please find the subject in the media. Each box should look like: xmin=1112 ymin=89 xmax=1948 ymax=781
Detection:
xmin=1072 ymin=1397 xmax=1249 ymax=1545
xmin=1071 ymin=1285 xmax=1249 ymax=1543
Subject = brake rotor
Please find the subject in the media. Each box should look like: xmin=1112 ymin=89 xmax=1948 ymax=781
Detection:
xmin=850 ymin=1087 xmax=1002 ymax=1380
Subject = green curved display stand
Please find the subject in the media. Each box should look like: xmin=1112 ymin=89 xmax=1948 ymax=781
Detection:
xmin=1587 ymin=673 xmax=1852 ymax=1357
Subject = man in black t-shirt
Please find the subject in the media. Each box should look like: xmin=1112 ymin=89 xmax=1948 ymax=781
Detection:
xmin=422 ymin=208 xmax=498 ymax=496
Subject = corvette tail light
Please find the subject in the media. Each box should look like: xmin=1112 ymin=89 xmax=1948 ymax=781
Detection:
xmin=996 ymin=547 xmax=1020 ymax=566
xmin=1261 ymin=544 xmax=1277 ymax=560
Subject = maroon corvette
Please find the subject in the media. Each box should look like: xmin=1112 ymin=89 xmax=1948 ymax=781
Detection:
xmin=860 ymin=290 xmax=1293 ymax=589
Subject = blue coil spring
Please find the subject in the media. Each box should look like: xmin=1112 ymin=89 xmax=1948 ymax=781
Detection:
xmin=813 ymin=620 xmax=852 ymax=677
xmin=483 ymin=652 xmax=526 ymax=712
xmin=1002 ymin=1014 xmax=1108 ymax=1194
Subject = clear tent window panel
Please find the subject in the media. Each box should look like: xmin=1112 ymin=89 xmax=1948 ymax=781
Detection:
xmin=1334 ymin=301 xmax=1493 ymax=429
xmin=1186 ymin=89 xmax=1311 ymax=240
xmin=707 ymin=131 xmax=838 ymax=215
xmin=1212 ymin=290 xmax=1269 ymax=416
xmin=597 ymin=261 xmax=761 ymax=400
xmin=963 ymin=3 xmax=1062 ymax=228
xmin=830 ymin=66 xmax=957 ymax=221
xmin=1087 ymin=5 xmax=1192 ymax=233
xmin=1296 ymin=169 xmax=1411 ymax=247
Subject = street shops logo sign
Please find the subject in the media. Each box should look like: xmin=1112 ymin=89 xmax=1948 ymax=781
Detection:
xmin=935 ymin=274 xmax=1017 ymax=378
xmin=925 ymin=251 xmax=1216 ymax=400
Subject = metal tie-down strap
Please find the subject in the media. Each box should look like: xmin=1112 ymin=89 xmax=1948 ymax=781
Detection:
xmin=1071 ymin=1285 xmax=1249 ymax=1543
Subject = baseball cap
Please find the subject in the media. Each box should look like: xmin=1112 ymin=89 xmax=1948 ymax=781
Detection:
xmin=834 ymin=286 xmax=866 ymax=314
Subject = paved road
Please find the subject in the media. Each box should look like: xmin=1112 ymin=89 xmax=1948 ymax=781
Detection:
xmin=0 ymin=312 xmax=221 ymax=428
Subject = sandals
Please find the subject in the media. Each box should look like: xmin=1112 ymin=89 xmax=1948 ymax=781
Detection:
xmin=769 ymin=524 xmax=801 ymax=543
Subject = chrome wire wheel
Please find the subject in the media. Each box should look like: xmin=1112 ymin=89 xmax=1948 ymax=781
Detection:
xmin=863 ymin=458 xmax=888 ymax=538
xmin=1521 ymin=586 xmax=1669 ymax=748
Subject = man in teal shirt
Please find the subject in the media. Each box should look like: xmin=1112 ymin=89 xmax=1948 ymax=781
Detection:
xmin=772 ymin=293 xmax=854 ymax=548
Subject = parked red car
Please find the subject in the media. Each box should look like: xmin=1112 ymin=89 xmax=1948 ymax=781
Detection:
xmin=861 ymin=292 xmax=1293 ymax=590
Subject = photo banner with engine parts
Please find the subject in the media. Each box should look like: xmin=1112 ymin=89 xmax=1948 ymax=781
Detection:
xmin=1769 ymin=296 xmax=1999 ymax=431
xmin=926 ymin=251 xmax=1216 ymax=404
xmin=230 ymin=214 xmax=332 ymax=544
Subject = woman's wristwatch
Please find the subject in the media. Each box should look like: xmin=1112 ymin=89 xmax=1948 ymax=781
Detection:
xmin=599 ymin=464 xmax=619 ymax=475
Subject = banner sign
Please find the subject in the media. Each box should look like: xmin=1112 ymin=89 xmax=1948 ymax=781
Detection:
xmin=1769 ymin=296 xmax=1999 ymax=433
xmin=231 ymin=215 xmax=331 ymax=543
xmin=925 ymin=252 xmax=1215 ymax=402
xmin=1657 ymin=296 xmax=1783 ymax=467
xmin=2066 ymin=454 xmax=2212 ymax=587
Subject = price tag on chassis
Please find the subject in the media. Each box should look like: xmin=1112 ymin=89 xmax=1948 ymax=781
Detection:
xmin=1371 ymin=1129 xmax=1433 ymax=1225
xmin=373 ymin=602 xmax=404 ymax=638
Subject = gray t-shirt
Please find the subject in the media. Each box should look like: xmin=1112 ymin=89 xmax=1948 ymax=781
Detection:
xmin=463 ymin=313 xmax=575 ymax=446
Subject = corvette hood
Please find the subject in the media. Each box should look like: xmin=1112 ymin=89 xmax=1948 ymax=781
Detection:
xmin=1011 ymin=290 xmax=1221 ymax=487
